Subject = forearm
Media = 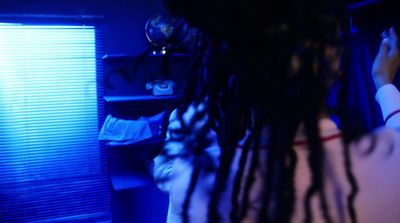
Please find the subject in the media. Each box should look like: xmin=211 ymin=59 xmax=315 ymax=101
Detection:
xmin=153 ymin=109 xmax=181 ymax=192
xmin=153 ymin=149 xmax=175 ymax=193
xmin=375 ymin=84 xmax=400 ymax=129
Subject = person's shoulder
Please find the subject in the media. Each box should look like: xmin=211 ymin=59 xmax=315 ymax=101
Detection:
xmin=359 ymin=126 xmax=400 ymax=140
xmin=368 ymin=126 xmax=400 ymax=144
xmin=351 ymin=126 xmax=400 ymax=158
xmin=352 ymin=126 xmax=400 ymax=223
xmin=169 ymin=101 xmax=208 ymax=127
xmin=374 ymin=126 xmax=400 ymax=136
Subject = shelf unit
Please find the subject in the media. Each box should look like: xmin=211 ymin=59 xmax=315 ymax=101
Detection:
xmin=105 ymin=135 xmax=164 ymax=148
xmin=103 ymin=53 xmax=189 ymax=223
xmin=102 ymin=53 xmax=190 ymax=61
xmin=104 ymin=94 xmax=181 ymax=102
xmin=102 ymin=53 xmax=190 ymax=190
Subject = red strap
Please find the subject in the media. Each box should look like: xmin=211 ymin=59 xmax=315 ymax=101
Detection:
xmin=384 ymin=108 xmax=400 ymax=124
xmin=236 ymin=132 xmax=342 ymax=148
xmin=293 ymin=132 xmax=342 ymax=146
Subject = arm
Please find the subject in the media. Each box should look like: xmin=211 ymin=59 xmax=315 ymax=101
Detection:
xmin=153 ymin=109 xmax=183 ymax=192
xmin=375 ymin=84 xmax=400 ymax=129
xmin=372 ymin=27 xmax=400 ymax=129
xmin=153 ymin=102 xmax=210 ymax=192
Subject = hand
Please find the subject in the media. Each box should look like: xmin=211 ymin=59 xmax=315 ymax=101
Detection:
xmin=372 ymin=27 xmax=400 ymax=89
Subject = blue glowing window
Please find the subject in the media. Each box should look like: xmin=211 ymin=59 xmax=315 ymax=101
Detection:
xmin=0 ymin=23 xmax=110 ymax=222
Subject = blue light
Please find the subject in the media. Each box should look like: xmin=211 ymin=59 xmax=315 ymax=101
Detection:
xmin=0 ymin=23 xmax=110 ymax=222
xmin=0 ymin=24 xmax=99 ymax=178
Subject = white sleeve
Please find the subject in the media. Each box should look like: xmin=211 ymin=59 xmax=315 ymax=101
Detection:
xmin=375 ymin=84 xmax=400 ymax=129
xmin=153 ymin=109 xmax=183 ymax=192
xmin=153 ymin=102 xmax=209 ymax=192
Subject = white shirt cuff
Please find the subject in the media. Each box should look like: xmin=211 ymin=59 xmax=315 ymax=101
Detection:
xmin=375 ymin=84 xmax=400 ymax=126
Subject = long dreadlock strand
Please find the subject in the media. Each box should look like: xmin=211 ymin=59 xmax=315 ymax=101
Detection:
xmin=181 ymin=104 xmax=214 ymax=223
xmin=258 ymin=122 xmax=279 ymax=223
xmin=343 ymin=143 xmax=358 ymax=223
xmin=181 ymin=35 xmax=210 ymax=106
xmin=304 ymin=121 xmax=336 ymax=223
xmin=303 ymin=111 xmax=334 ymax=223
xmin=339 ymin=97 xmax=359 ymax=223
xmin=229 ymin=126 xmax=257 ymax=222
xmin=275 ymin=117 xmax=299 ymax=223
xmin=300 ymin=39 xmax=339 ymax=223
xmin=207 ymin=99 xmax=245 ymax=222
xmin=182 ymin=163 xmax=201 ymax=223
xmin=236 ymin=119 xmax=263 ymax=222
xmin=207 ymin=143 xmax=236 ymax=223
xmin=282 ymin=143 xmax=298 ymax=222
xmin=338 ymin=47 xmax=359 ymax=223
xmin=303 ymin=128 xmax=322 ymax=223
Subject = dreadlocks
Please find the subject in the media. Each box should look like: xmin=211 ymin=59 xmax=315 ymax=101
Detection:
xmin=158 ymin=0 xmax=365 ymax=222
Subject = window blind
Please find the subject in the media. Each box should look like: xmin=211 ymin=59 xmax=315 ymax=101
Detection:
xmin=0 ymin=23 xmax=110 ymax=222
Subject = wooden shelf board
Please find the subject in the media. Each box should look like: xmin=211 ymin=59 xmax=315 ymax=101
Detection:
xmin=104 ymin=95 xmax=180 ymax=102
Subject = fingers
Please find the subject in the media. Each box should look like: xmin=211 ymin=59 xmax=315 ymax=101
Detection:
xmin=378 ymin=38 xmax=390 ymax=59
xmin=389 ymin=27 xmax=399 ymax=49
xmin=380 ymin=28 xmax=399 ymax=49
xmin=389 ymin=27 xmax=399 ymax=55
xmin=372 ymin=27 xmax=400 ymax=88
xmin=382 ymin=30 xmax=389 ymax=39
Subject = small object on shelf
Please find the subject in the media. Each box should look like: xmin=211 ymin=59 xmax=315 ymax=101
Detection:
xmin=145 ymin=14 xmax=176 ymax=49
xmin=146 ymin=80 xmax=175 ymax=96
xmin=102 ymin=110 xmax=169 ymax=147
xmin=99 ymin=115 xmax=152 ymax=145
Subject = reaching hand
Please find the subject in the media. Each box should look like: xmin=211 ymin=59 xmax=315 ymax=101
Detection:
xmin=372 ymin=27 xmax=400 ymax=89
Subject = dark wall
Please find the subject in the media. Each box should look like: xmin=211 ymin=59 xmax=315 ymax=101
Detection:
xmin=350 ymin=0 xmax=400 ymax=33
xmin=0 ymin=0 xmax=167 ymax=55
xmin=101 ymin=0 xmax=167 ymax=55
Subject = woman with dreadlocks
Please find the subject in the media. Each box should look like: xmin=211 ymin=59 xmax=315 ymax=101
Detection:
xmin=153 ymin=0 xmax=400 ymax=222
